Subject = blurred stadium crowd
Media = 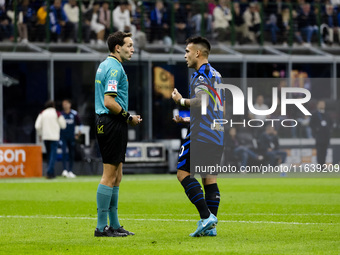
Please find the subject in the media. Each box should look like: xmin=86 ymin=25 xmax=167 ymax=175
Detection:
xmin=1 ymin=0 xmax=340 ymax=47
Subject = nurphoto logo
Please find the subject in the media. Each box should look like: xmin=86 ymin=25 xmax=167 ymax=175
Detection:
xmin=200 ymin=82 xmax=311 ymax=129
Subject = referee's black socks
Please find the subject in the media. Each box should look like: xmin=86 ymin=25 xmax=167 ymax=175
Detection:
xmin=181 ymin=176 xmax=210 ymax=219
xmin=204 ymin=183 xmax=220 ymax=216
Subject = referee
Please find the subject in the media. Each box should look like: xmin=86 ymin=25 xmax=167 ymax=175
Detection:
xmin=94 ymin=31 xmax=142 ymax=237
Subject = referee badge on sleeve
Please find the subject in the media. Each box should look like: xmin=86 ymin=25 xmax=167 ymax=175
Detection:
xmin=108 ymin=80 xmax=118 ymax=92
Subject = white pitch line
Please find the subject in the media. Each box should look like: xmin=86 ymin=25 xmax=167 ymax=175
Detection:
xmin=0 ymin=176 xmax=175 ymax=183
xmin=219 ymin=213 xmax=340 ymax=216
xmin=0 ymin=215 xmax=338 ymax=225
xmin=115 ymin=213 xmax=340 ymax=217
xmin=0 ymin=178 xmax=100 ymax=184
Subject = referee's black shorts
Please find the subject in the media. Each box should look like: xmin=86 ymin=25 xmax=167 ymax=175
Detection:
xmin=95 ymin=114 xmax=128 ymax=164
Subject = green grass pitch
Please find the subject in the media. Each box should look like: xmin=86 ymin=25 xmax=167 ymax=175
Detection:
xmin=0 ymin=174 xmax=339 ymax=255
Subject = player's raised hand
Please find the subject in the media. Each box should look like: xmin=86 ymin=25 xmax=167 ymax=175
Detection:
xmin=172 ymin=88 xmax=182 ymax=105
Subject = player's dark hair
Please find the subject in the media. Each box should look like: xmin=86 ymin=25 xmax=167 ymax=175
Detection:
xmin=63 ymin=98 xmax=72 ymax=104
xmin=44 ymin=100 xmax=55 ymax=109
xmin=185 ymin=36 xmax=211 ymax=52
xmin=107 ymin=31 xmax=132 ymax=53
xmin=119 ymin=0 xmax=129 ymax=5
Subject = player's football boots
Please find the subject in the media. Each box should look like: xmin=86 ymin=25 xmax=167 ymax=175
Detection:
xmin=189 ymin=213 xmax=218 ymax=237
xmin=203 ymin=226 xmax=217 ymax=236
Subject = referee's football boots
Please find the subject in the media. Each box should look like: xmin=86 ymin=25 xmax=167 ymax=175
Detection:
xmin=94 ymin=225 xmax=128 ymax=237
xmin=113 ymin=226 xmax=135 ymax=235
xmin=189 ymin=213 xmax=218 ymax=237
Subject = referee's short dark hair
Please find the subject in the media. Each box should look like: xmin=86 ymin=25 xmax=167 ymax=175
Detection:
xmin=185 ymin=36 xmax=211 ymax=52
xmin=107 ymin=31 xmax=132 ymax=53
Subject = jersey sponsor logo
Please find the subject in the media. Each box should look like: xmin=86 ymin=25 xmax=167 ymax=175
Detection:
xmin=97 ymin=68 xmax=102 ymax=74
xmin=108 ymin=80 xmax=118 ymax=92
xmin=111 ymin=69 xmax=118 ymax=77
xmin=65 ymin=118 xmax=74 ymax=125
xmin=97 ymin=125 xmax=104 ymax=134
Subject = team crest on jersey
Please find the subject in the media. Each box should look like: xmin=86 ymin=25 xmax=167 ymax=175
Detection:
xmin=108 ymin=80 xmax=118 ymax=92
xmin=111 ymin=70 xmax=118 ymax=77
xmin=198 ymin=76 xmax=204 ymax=81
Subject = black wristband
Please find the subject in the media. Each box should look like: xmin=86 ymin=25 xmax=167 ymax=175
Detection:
xmin=118 ymin=108 xmax=130 ymax=121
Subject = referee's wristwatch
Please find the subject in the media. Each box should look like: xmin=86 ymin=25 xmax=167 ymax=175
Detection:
xmin=128 ymin=115 xmax=133 ymax=123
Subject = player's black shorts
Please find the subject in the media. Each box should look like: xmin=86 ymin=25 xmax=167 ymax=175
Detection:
xmin=95 ymin=114 xmax=128 ymax=164
xmin=177 ymin=137 xmax=224 ymax=176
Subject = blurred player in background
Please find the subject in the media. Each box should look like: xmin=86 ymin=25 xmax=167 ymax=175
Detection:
xmin=310 ymin=100 xmax=333 ymax=165
xmin=94 ymin=31 xmax=142 ymax=237
xmin=172 ymin=36 xmax=223 ymax=237
xmin=35 ymin=100 xmax=66 ymax=179
xmin=60 ymin=99 xmax=82 ymax=178
xmin=258 ymin=125 xmax=287 ymax=165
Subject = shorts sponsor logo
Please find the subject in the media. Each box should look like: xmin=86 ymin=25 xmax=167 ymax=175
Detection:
xmin=97 ymin=125 xmax=104 ymax=134
xmin=108 ymin=80 xmax=118 ymax=92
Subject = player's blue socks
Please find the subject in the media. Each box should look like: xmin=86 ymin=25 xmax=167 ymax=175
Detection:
xmin=181 ymin=176 xmax=210 ymax=219
xmin=204 ymin=183 xmax=220 ymax=216
xmin=108 ymin=186 xmax=121 ymax=229
xmin=96 ymin=184 xmax=113 ymax=231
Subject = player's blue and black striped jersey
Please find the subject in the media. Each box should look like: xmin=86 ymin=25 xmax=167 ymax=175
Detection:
xmin=189 ymin=63 xmax=224 ymax=146
xmin=60 ymin=109 xmax=81 ymax=139
xmin=95 ymin=56 xmax=129 ymax=115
